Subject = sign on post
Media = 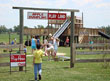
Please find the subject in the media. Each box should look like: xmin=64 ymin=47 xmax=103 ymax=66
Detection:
xmin=10 ymin=55 xmax=26 ymax=67
xmin=27 ymin=12 xmax=66 ymax=20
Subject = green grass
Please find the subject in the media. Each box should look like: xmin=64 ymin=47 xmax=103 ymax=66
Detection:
xmin=0 ymin=33 xmax=110 ymax=81
xmin=0 ymin=47 xmax=110 ymax=81
xmin=0 ymin=33 xmax=27 ymax=44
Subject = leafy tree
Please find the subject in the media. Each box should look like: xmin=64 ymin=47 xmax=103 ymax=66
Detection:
xmin=8 ymin=28 xmax=13 ymax=32
xmin=0 ymin=25 xmax=8 ymax=33
xmin=13 ymin=25 xmax=29 ymax=32
xmin=37 ymin=25 xmax=44 ymax=28
xmin=98 ymin=25 xmax=110 ymax=35
xmin=13 ymin=25 xmax=20 ymax=32
xmin=24 ymin=26 xmax=28 ymax=28
xmin=46 ymin=25 xmax=53 ymax=28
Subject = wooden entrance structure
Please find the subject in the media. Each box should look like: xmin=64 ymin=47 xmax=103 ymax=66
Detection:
xmin=13 ymin=6 xmax=79 ymax=68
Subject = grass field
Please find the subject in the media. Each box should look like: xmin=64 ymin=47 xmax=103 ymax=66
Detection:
xmin=0 ymin=33 xmax=110 ymax=81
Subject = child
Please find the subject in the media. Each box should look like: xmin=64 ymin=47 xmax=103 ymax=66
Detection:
xmin=31 ymin=35 xmax=37 ymax=54
xmin=53 ymin=38 xmax=60 ymax=56
xmin=33 ymin=44 xmax=43 ymax=81
xmin=44 ymin=36 xmax=48 ymax=56
xmin=24 ymin=45 xmax=27 ymax=53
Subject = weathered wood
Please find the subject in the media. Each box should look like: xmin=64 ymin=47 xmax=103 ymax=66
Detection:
xmin=0 ymin=62 xmax=10 ymax=67
xmin=0 ymin=54 xmax=10 ymax=58
xmin=76 ymin=51 xmax=110 ymax=55
xmin=76 ymin=43 xmax=110 ymax=48
xmin=70 ymin=12 xmax=75 ymax=68
xmin=24 ymin=28 xmax=104 ymax=37
xmin=76 ymin=59 xmax=110 ymax=63
xmin=13 ymin=7 xmax=79 ymax=12
xmin=19 ymin=9 xmax=24 ymax=44
xmin=0 ymin=44 xmax=21 ymax=48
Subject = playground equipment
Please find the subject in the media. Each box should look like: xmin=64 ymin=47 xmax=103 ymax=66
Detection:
xmin=13 ymin=6 xmax=79 ymax=68
xmin=98 ymin=31 xmax=110 ymax=39
xmin=53 ymin=19 xmax=71 ymax=38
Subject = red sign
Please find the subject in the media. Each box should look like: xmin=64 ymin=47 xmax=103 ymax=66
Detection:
xmin=48 ymin=13 xmax=66 ymax=20
xmin=11 ymin=55 xmax=26 ymax=67
xmin=27 ymin=12 xmax=66 ymax=20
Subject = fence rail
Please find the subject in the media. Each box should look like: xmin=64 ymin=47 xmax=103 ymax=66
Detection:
xmin=75 ymin=43 xmax=110 ymax=48
xmin=76 ymin=59 xmax=110 ymax=63
xmin=76 ymin=51 xmax=110 ymax=55
xmin=0 ymin=62 xmax=10 ymax=67
xmin=0 ymin=44 xmax=21 ymax=48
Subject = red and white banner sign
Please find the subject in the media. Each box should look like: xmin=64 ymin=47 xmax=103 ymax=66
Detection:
xmin=27 ymin=12 xmax=66 ymax=20
xmin=11 ymin=55 xmax=26 ymax=67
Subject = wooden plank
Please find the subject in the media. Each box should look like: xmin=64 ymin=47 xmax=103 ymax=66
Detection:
xmin=0 ymin=44 xmax=21 ymax=48
xmin=0 ymin=62 xmax=10 ymax=67
xmin=13 ymin=7 xmax=79 ymax=12
xmin=76 ymin=51 xmax=110 ymax=55
xmin=76 ymin=43 xmax=110 ymax=48
xmin=0 ymin=54 xmax=10 ymax=58
xmin=76 ymin=59 xmax=110 ymax=63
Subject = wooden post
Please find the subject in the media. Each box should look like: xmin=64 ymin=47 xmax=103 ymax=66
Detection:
xmin=9 ymin=32 xmax=11 ymax=44
xmin=70 ymin=11 xmax=75 ymax=68
xmin=19 ymin=9 xmax=24 ymax=44
xmin=27 ymin=35 xmax=29 ymax=46
xmin=19 ymin=9 xmax=24 ymax=71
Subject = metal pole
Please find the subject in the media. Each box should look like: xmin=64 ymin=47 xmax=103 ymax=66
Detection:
xmin=19 ymin=9 xmax=24 ymax=71
xmin=70 ymin=11 xmax=75 ymax=68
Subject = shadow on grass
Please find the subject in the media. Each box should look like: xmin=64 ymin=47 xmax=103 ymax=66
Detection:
xmin=63 ymin=66 xmax=70 ymax=69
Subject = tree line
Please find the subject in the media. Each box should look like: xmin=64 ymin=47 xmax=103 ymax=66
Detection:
xmin=0 ymin=24 xmax=54 ymax=34
xmin=98 ymin=25 xmax=110 ymax=35
xmin=1 ymin=24 xmax=110 ymax=35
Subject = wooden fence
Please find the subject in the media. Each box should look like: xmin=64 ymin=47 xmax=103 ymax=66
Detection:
xmin=0 ymin=44 xmax=23 ymax=67
xmin=75 ymin=43 xmax=110 ymax=63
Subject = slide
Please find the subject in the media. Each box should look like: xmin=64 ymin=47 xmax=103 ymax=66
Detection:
xmin=53 ymin=19 xmax=71 ymax=38
xmin=98 ymin=31 xmax=110 ymax=39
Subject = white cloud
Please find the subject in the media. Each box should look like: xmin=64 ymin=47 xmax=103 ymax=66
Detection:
xmin=55 ymin=0 xmax=68 ymax=7
xmin=96 ymin=3 xmax=110 ymax=8
xmin=11 ymin=0 xmax=48 ymax=6
xmin=72 ymin=0 xmax=102 ymax=6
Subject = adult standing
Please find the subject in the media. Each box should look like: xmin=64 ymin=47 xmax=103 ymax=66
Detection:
xmin=31 ymin=35 xmax=37 ymax=54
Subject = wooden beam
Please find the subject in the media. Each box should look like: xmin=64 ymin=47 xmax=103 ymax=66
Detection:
xmin=0 ymin=54 xmax=10 ymax=58
xmin=76 ymin=43 xmax=110 ymax=48
xmin=76 ymin=59 xmax=110 ymax=63
xmin=0 ymin=45 xmax=21 ymax=48
xmin=76 ymin=51 xmax=110 ymax=55
xmin=13 ymin=7 xmax=79 ymax=12
xmin=0 ymin=62 xmax=10 ymax=67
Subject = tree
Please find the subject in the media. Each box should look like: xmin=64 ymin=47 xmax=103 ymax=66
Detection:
xmin=13 ymin=25 xmax=29 ymax=32
xmin=0 ymin=25 xmax=8 ymax=33
xmin=8 ymin=28 xmax=13 ymax=32
xmin=46 ymin=25 xmax=53 ymax=28
xmin=98 ymin=25 xmax=110 ymax=35
xmin=37 ymin=25 xmax=44 ymax=28
xmin=24 ymin=26 xmax=28 ymax=28
xmin=13 ymin=25 xmax=20 ymax=32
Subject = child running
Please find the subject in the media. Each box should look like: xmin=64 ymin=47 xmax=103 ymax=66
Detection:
xmin=33 ymin=44 xmax=43 ymax=81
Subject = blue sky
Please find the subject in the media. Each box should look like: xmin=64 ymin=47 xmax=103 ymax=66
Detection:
xmin=0 ymin=0 xmax=110 ymax=28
